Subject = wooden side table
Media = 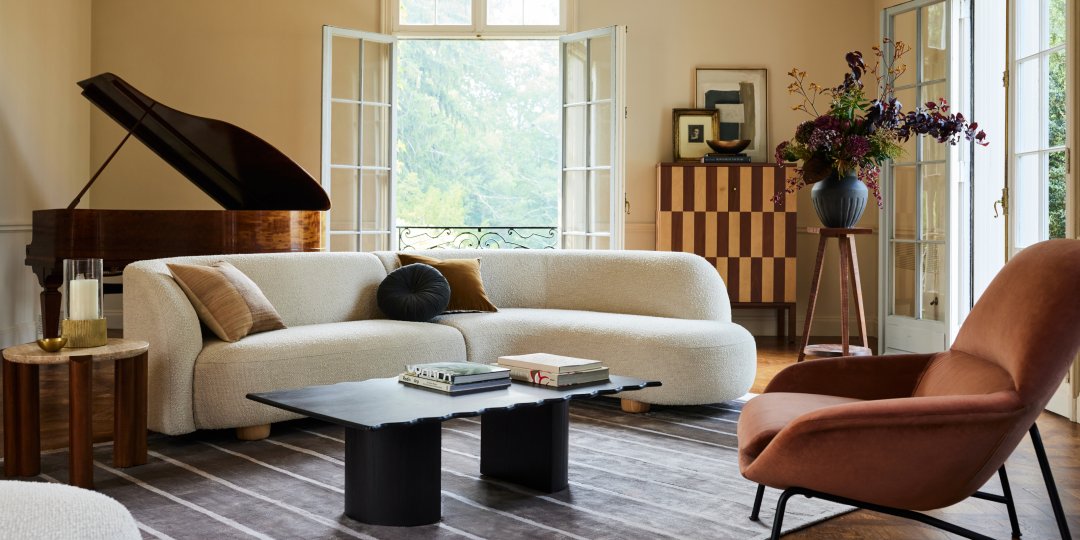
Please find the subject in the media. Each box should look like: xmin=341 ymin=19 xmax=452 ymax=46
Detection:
xmin=2 ymin=338 xmax=148 ymax=488
xmin=798 ymin=227 xmax=873 ymax=362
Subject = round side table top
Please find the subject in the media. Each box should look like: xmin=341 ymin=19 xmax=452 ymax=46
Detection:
xmin=2 ymin=338 xmax=149 ymax=365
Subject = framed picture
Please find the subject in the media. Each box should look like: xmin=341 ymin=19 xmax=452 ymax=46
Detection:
xmin=672 ymin=108 xmax=720 ymax=162
xmin=695 ymin=68 xmax=768 ymax=162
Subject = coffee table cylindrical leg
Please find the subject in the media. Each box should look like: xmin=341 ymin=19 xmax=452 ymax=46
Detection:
xmin=480 ymin=400 xmax=570 ymax=493
xmin=69 ymin=355 xmax=94 ymax=488
xmin=344 ymin=422 xmax=441 ymax=526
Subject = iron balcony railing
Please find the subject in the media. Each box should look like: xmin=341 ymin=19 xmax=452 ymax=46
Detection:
xmin=397 ymin=226 xmax=558 ymax=250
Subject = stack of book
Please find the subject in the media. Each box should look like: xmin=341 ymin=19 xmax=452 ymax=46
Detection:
xmin=496 ymin=353 xmax=610 ymax=387
xmin=399 ymin=362 xmax=510 ymax=395
xmin=701 ymin=153 xmax=750 ymax=164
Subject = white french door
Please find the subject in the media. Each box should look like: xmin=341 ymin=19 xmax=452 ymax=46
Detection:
xmin=880 ymin=0 xmax=963 ymax=354
xmin=321 ymin=27 xmax=397 ymax=252
xmin=1007 ymin=0 xmax=1075 ymax=419
xmin=560 ymin=26 xmax=626 ymax=250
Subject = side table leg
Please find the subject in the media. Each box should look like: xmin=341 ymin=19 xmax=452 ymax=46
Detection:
xmin=113 ymin=353 xmax=148 ymax=467
xmin=344 ymin=423 xmax=441 ymax=526
xmin=69 ymin=355 xmax=93 ymax=488
xmin=4 ymin=359 xmax=41 ymax=477
xmin=798 ymin=236 xmax=829 ymax=361
xmin=480 ymin=400 xmax=569 ymax=493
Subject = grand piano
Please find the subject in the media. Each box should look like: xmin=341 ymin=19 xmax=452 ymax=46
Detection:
xmin=26 ymin=73 xmax=330 ymax=338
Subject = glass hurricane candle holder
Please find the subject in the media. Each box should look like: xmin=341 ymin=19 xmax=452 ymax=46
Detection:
xmin=62 ymin=258 xmax=107 ymax=347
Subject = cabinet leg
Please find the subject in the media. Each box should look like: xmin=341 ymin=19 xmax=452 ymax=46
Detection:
xmin=69 ymin=355 xmax=93 ymax=488
xmin=838 ymin=236 xmax=851 ymax=356
xmin=846 ymin=236 xmax=869 ymax=350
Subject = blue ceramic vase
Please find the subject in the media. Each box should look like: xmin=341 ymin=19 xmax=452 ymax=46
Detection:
xmin=810 ymin=170 xmax=867 ymax=228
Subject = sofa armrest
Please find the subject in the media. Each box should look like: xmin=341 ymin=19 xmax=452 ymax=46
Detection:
xmin=122 ymin=262 xmax=204 ymax=435
xmin=742 ymin=391 xmax=1026 ymax=510
xmin=763 ymin=353 xmax=935 ymax=400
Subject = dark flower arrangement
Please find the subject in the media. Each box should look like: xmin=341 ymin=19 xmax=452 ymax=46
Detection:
xmin=773 ymin=40 xmax=988 ymax=206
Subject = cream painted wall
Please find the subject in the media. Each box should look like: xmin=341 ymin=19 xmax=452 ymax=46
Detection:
xmin=577 ymin=0 xmax=881 ymax=336
xmin=88 ymin=0 xmax=379 ymax=210
xmin=0 ymin=0 xmax=91 ymax=347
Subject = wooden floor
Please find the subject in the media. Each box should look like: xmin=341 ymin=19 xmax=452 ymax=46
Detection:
xmin=2 ymin=336 xmax=1077 ymax=538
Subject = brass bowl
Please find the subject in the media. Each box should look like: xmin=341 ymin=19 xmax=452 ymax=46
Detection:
xmin=706 ymin=139 xmax=751 ymax=154
xmin=36 ymin=337 xmax=68 ymax=352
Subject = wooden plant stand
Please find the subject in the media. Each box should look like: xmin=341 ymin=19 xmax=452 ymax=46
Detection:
xmin=798 ymin=227 xmax=873 ymax=362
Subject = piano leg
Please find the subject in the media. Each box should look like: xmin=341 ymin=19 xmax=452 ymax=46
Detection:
xmin=40 ymin=277 xmax=63 ymax=339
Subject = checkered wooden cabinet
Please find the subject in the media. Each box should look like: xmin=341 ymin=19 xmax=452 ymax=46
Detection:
xmin=656 ymin=163 xmax=798 ymax=337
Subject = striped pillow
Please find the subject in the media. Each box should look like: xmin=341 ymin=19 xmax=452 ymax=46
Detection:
xmin=167 ymin=262 xmax=286 ymax=342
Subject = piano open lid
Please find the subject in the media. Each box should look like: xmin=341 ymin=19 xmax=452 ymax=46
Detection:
xmin=78 ymin=72 xmax=330 ymax=211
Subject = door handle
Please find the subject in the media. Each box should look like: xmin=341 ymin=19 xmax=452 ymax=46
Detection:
xmin=993 ymin=199 xmax=1002 ymax=218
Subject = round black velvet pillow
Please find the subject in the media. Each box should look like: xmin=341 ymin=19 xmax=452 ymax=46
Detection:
xmin=377 ymin=263 xmax=452 ymax=322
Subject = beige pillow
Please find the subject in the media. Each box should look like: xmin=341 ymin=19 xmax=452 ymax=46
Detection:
xmin=396 ymin=254 xmax=498 ymax=313
xmin=168 ymin=262 xmax=286 ymax=342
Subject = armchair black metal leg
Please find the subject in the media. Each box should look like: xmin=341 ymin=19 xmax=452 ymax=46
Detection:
xmin=769 ymin=488 xmax=796 ymax=540
xmin=1029 ymin=424 xmax=1071 ymax=540
xmin=750 ymin=484 xmax=765 ymax=521
xmin=997 ymin=466 xmax=1022 ymax=538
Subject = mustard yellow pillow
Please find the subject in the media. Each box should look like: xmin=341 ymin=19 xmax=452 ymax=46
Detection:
xmin=168 ymin=262 xmax=286 ymax=342
xmin=396 ymin=254 xmax=498 ymax=313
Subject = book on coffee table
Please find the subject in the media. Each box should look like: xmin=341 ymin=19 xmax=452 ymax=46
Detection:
xmin=504 ymin=366 xmax=610 ymax=387
xmin=496 ymin=353 xmax=603 ymax=373
xmin=398 ymin=373 xmax=510 ymax=395
xmin=405 ymin=362 xmax=510 ymax=384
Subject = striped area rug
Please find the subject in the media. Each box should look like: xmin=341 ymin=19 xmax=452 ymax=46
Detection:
xmin=36 ymin=398 xmax=849 ymax=539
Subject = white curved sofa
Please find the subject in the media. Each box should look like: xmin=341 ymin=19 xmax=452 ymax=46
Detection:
xmin=124 ymin=249 xmax=756 ymax=436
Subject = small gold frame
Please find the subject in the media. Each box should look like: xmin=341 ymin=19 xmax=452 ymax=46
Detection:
xmin=61 ymin=319 xmax=108 ymax=348
xmin=672 ymin=108 xmax=721 ymax=162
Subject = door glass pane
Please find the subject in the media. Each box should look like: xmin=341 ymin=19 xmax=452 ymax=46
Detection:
xmin=589 ymin=35 xmax=612 ymax=101
xmin=330 ymin=169 xmax=359 ymax=232
xmin=1048 ymin=49 xmax=1067 ymax=147
xmin=1015 ymin=59 xmax=1039 ymax=153
xmin=895 ymin=87 xmax=918 ymax=159
xmin=564 ymin=105 xmax=586 ymax=168
xmin=590 ymin=236 xmax=610 ymax=250
xmin=331 ymin=102 xmax=360 ymax=166
xmin=522 ymin=0 xmax=559 ymax=25
xmin=331 ymin=37 xmax=361 ymax=101
xmin=920 ymin=83 xmax=949 ymax=162
xmin=590 ymin=170 xmax=610 ymax=234
xmin=362 ymin=171 xmax=392 ymax=233
xmin=589 ymin=103 xmax=611 ymax=167
xmin=922 ymin=163 xmax=948 ymax=241
xmin=921 ymin=3 xmax=948 ymax=81
xmin=893 ymin=243 xmax=917 ymax=317
xmin=1049 ymin=0 xmax=1066 ymax=48
xmin=564 ymin=40 xmax=587 ymax=103
xmin=563 ymin=171 xmax=587 ymax=233
xmin=892 ymin=10 xmax=917 ymax=88
xmin=1014 ymin=153 xmax=1041 ymax=248
xmin=362 ymin=105 xmax=390 ymax=168
xmin=921 ymin=243 xmax=946 ymax=321
xmin=1015 ymin=0 xmax=1040 ymax=57
xmin=330 ymin=234 xmax=359 ymax=252
xmin=363 ymin=41 xmax=391 ymax=104
xmin=564 ymin=235 xmax=587 ymax=249
xmin=893 ymin=165 xmax=917 ymax=240
xmin=1049 ymin=150 xmax=1066 ymax=239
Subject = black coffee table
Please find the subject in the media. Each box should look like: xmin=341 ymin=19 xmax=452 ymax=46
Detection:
xmin=248 ymin=375 xmax=659 ymax=526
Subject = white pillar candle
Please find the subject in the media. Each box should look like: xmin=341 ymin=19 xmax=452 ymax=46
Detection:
xmin=69 ymin=278 xmax=100 ymax=320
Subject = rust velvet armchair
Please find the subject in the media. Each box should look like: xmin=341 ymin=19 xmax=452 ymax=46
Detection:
xmin=737 ymin=239 xmax=1080 ymax=539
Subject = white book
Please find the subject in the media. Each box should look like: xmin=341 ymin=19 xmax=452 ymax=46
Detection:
xmin=497 ymin=352 xmax=603 ymax=374
xmin=506 ymin=366 xmax=610 ymax=387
